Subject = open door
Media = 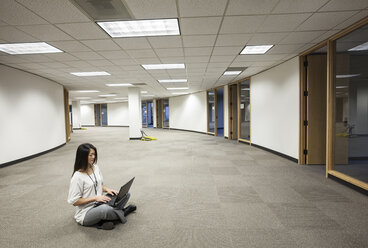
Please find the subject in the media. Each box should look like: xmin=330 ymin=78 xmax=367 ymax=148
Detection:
xmin=156 ymin=99 xmax=162 ymax=128
xmin=305 ymin=53 xmax=327 ymax=164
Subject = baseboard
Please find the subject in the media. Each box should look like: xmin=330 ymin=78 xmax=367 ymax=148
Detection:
xmin=0 ymin=143 xmax=66 ymax=168
xmin=251 ymin=143 xmax=298 ymax=163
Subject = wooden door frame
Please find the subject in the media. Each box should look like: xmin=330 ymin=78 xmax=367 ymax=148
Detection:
xmin=238 ymin=79 xmax=251 ymax=144
xmin=63 ymin=88 xmax=71 ymax=142
xmin=299 ymin=17 xmax=368 ymax=190
xmin=206 ymin=89 xmax=216 ymax=135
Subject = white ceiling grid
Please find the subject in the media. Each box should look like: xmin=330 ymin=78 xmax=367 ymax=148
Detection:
xmin=0 ymin=0 xmax=366 ymax=102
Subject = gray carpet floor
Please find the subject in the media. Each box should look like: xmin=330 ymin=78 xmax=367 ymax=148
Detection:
xmin=0 ymin=127 xmax=367 ymax=248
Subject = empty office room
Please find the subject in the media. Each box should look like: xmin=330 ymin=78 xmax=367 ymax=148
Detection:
xmin=1 ymin=0 xmax=368 ymax=247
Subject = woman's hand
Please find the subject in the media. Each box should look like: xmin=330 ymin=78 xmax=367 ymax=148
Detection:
xmin=95 ymin=195 xmax=111 ymax=203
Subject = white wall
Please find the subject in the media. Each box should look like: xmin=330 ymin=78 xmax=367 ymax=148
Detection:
xmin=169 ymin=91 xmax=207 ymax=133
xmin=0 ymin=65 xmax=66 ymax=164
xmin=81 ymin=104 xmax=95 ymax=126
xmin=108 ymin=102 xmax=129 ymax=126
xmin=224 ymin=85 xmax=229 ymax=137
xmin=251 ymin=57 xmax=299 ymax=159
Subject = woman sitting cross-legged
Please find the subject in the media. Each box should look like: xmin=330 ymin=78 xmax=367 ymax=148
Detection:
xmin=68 ymin=143 xmax=136 ymax=230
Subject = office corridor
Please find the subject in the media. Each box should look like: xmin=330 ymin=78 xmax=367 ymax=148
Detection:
xmin=0 ymin=127 xmax=367 ymax=248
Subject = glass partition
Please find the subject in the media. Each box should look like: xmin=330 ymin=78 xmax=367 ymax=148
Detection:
xmin=208 ymin=90 xmax=215 ymax=133
xmin=239 ymin=80 xmax=250 ymax=141
xmin=163 ymin=98 xmax=169 ymax=128
xmin=333 ymin=23 xmax=368 ymax=183
xmin=147 ymin=101 xmax=153 ymax=127
xmin=142 ymin=101 xmax=147 ymax=127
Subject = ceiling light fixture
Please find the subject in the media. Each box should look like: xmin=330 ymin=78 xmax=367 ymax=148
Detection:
xmin=99 ymin=94 xmax=116 ymax=97
xmin=223 ymin=71 xmax=242 ymax=76
xmin=71 ymin=71 xmax=110 ymax=77
xmin=106 ymin=83 xmax=133 ymax=87
xmin=348 ymin=42 xmax=368 ymax=51
xmin=166 ymin=87 xmax=189 ymax=90
xmin=240 ymin=45 xmax=273 ymax=54
xmin=0 ymin=42 xmax=63 ymax=54
xmin=172 ymin=92 xmax=188 ymax=95
xmin=114 ymin=97 xmax=127 ymax=99
xmin=97 ymin=18 xmax=180 ymax=38
xmin=141 ymin=91 xmax=148 ymax=93
xmin=72 ymin=90 xmax=100 ymax=93
xmin=158 ymin=79 xmax=187 ymax=83
xmin=141 ymin=64 xmax=185 ymax=70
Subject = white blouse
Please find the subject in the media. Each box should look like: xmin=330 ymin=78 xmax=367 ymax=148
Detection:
xmin=67 ymin=164 xmax=103 ymax=224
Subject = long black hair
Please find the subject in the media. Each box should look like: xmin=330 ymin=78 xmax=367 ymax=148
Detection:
xmin=72 ymin=143 xmax=98 ymax=175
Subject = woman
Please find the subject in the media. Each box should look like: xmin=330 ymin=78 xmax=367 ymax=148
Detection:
xmin=68 ymin=143 xmax=136 ymax=230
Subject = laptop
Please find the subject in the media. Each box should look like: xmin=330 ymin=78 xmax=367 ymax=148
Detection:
xmin=95 ymin=177 xmax=134 ymax=207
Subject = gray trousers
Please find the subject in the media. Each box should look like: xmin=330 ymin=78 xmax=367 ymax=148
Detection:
xmin=83 ymin=193 xmax=130 ymax=226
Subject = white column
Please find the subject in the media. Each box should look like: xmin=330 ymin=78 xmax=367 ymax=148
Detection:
xmin=153 ymin=99 xmax=157 ymax=128
xmin=72 ymin=100 xmax=82 ymax=129
xmin=128 ymin=87 xmax=142 ymax=139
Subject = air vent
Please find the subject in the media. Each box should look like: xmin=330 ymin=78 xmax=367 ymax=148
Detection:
xmin=71 ymin=0 xmax=132 ymax=21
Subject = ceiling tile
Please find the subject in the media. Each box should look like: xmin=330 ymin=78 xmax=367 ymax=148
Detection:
xmin=258 ymin=13 xmax=312 ymax=32
xmin=98 ymin=51 xmax=129 ymax=60
xmin=126 ymin=49 xmax=157 ymax=59
xmin=180 ymin=17 xmax=222 ymax=35
xmin=215 ymin=34 xmax=252 ymax=46
xmin=134 ymin=58 xmax=162 ymax=64
xmin=334 ymin=10 xmax=368 ymax=30
xmin=279 ymin=31 xmax=326 ymax=44
xmin=220 ymin=16 xmax=266 ymax=34
xmin=248 ymin=32 xmax=289 ymax=45
xmin=16 ymin=25 xmax=74 ymax=41
xmin=185 ymin=56 xmax=210 ymax=63
xmin=44 ymin=53 xmax=79 ymax=62
xmin=81 ymin=39 xmax=121 ymax=51
xmin=212 ymin=46 xmax=242 ymax=56
xmin=70 ymin=51 xmax=105 ymax=60
xmin=209 ymin=55 xmax=236 ymax=63
xmin=0 ymin=26 xmax=38 ymax=42
xmin=272 ymin=0 xmax=329 ymax=13
xmin=48 ymin=41 xmax=92 ymax=52
xmin=184 ymin=47 xmax=212 ymax=56
xmin=319 ymin=0 xmax=368 ymax=11
xmin=110 ymin=58 xmax=136 ymax=66
xmin=87 ymin=60 xmax=114 ymax=67
xmin=233 ymin=54 xmax=286 ymax=62
xmin=124 ymin=0 xmax=178 ymax=19
xmin=297 ymin=11 xmax=358 ymax=31
xmin=19 ymin=54 xmax=55 ymax=63
xmin=148 ymin=36 xmax=182 ymax=48
xmin=39 ymin=62 xmax=69 ymax=69
xmin=16 ymin=0 xmax=90 ymax=23
xmin=182 ymin=35 xmax=217 ymax=47
xmin=63 ymin=60 xmax=92 ymax=68
xmin=178 ymin=0 xmax=227 ymax=17
xmin=226 ymin=0 xmax=279 ymax=15
xmin=56 ymin=23 xmax=109 ymax=40
xmin=155 ymin=48 xmax=184 ymax=57
xmin=160 ymin=57 xmax=185 ymax=63
xmin=114 ymin=37 xmax=152 ymax=50
xmin=0 ymin=0 xmax=47 ymax=25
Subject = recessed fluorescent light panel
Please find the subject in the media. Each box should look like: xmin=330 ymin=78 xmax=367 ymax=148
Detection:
xmin=167 ymin=87 xmax=189 ymax=90
xmin=0 ymin=42 xmax=63 ymax=54
xmin=142 ymin=64 xmax=185 ymax=70
xmin=106 ymin=83 xmax=132 ymax=87
xmin=223 ymin=71 xmax=242 ymax=76
xmin=71 ymin=71 xmax=110 ymax=77
xmin=72 ymin=90 xmax=100 ymax=93
xmin=348 ymin=42 xmax=368 ymax=51
xmin=241 ymin=45 xmax=273 ymax=54
xmin=141 ymin=91 xmax=148 ymax=93
xmin=158 ymin=79 xmax=187 ymax=83
xmin=114 ymin=97 xmax=127 ymax=100
xmin=97 ymin=18 xmax=180 ymax=38
xmin=99 ymin=94 xmax=116 ymax=97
